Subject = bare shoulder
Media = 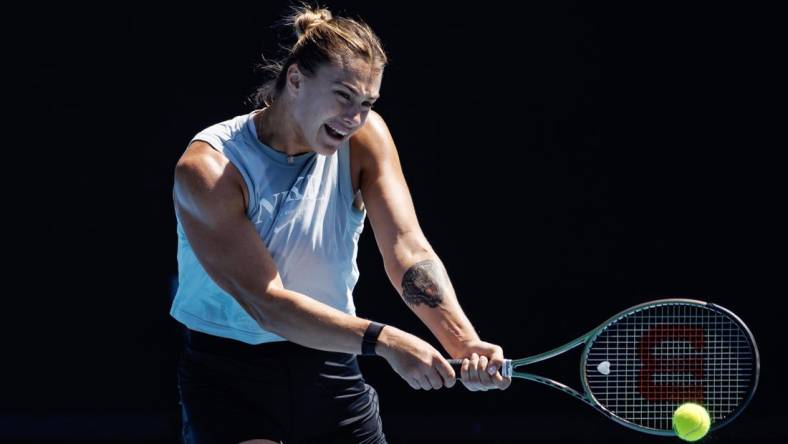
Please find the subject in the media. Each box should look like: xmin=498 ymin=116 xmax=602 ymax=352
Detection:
xmin=352 ymin=110 xmax=395 ymax=152
xmin=350 ymin=110 xmax=398 ymax=171
xmin=174 ymin=140 xmax=247 ymax=217
xmin=176 ymin=141 xmax=227 ymax=181
xmin=174 ymin=141 xmax=235 ymax=198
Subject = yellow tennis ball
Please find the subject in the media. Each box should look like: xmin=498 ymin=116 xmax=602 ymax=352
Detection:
xmin=672 ymin=403 xmax=711 ymax=442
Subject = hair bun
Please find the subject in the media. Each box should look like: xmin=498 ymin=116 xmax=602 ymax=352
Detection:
xmin=294 ymin=7 xmax=333 ymax=38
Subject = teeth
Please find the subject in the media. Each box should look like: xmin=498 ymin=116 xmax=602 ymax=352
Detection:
xmin=327 ymin=124 xmax=348 ymax=136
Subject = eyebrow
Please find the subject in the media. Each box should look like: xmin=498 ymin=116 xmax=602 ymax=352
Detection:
xmin=334 ymin=82 xmax=379 ymax=101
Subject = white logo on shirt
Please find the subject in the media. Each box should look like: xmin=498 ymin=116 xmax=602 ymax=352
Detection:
xmin=254 ymin=174 xmax=326 ymax=226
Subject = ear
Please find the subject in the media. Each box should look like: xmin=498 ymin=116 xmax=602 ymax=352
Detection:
xmin=284 ymin=64 xmax=304 ymax=96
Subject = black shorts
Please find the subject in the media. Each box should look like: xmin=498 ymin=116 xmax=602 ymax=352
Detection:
xmin=176 ymin=328 xmax=387 ymax=444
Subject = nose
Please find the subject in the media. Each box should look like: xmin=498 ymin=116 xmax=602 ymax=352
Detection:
xmin=341 ymin=105 xmax=364 ymax=128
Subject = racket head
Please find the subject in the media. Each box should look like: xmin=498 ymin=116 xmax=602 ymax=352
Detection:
xmin=580 ymin=298 xmax=759 ymax=435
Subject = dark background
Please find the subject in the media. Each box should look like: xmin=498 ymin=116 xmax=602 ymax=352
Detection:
xmin=5 ymin=1 xmax=785 ymax=442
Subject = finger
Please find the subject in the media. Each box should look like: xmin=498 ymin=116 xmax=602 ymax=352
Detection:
xmin=406 ymin=378 xmax=420 ymax=390
xmin=487 ymin=347 xmax=505 ymax=377
xmin=417 ymin=375 xmax=432 ymax=391
xmin=426 ymin=369 xmax=443 ymax=390
xmin=495 ymin=373 xmax=512 ymax=390
xmin=469 ymin=353 xmax=481 ymax=389
xmin=490 ymin=370 xmax=506 ymax=390
xmin=435 ymin=359 xmax=456 ymax=388
xmin=478 ymin=355 xmax=493 ymax=388
xmin=461 ymin=358 xmax=475 ymax=391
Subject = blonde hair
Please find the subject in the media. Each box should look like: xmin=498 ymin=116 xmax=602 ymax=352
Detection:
xmin=250 ymin=2 xmax=388 ymax=108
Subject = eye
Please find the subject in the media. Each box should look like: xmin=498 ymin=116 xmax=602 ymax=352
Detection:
xmin=336 ymin=91 xmax=375 ymax=108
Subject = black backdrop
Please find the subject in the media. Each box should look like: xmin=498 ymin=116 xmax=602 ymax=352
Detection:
xmin=5 ymin=1 xmax=785 ymax=442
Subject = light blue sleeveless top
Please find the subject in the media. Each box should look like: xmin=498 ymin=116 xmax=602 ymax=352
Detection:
xmin=170 ymin=109 xmax=367 ymax=344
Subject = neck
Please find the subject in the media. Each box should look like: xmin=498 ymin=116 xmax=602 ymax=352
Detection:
xmin=255 ymin=103 xmax=313 ymax=157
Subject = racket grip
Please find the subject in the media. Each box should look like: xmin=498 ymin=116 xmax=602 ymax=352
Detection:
xmin=447 ymin=358 xmax=512 ymax=379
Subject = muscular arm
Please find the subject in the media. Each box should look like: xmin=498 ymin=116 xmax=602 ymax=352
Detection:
xmin=171 ymin=128 xmax=466 ymax=394
xmin=399 ymin=257 xmax=481 ymax=358
xmin=174 ymin=141 xmax=383 ymax=355
xmin=354 ymin=112 xmax=480 ymax=358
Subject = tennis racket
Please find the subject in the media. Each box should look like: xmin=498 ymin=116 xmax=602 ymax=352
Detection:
xmin=447 ymin=298 xmax=759 ymax=435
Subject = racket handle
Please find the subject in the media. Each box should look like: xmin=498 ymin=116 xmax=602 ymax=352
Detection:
xmin=447 ymin=358 xmax=512 ymax=379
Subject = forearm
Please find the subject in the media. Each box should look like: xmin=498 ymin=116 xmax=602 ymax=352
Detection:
xmin=237 ymin=286 xmax=373 ymax=355
xmin=408 ymin=283 xmax=479 ymax=359
xmin=388 ymin=244 xmax=480 ymax=358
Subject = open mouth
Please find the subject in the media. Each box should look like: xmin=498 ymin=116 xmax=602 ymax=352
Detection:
xmin=324 ymin=124 xmax=346 ymax=141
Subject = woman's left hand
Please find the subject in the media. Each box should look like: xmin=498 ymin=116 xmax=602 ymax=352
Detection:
xmin=453 ymin=340 xmax=512 ymax=391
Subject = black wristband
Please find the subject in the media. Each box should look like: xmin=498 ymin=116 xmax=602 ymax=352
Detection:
xmin=361 ymin=321 xmax=386 ymax=356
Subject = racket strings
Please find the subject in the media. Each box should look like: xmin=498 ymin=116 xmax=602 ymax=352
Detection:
xmin=583 ymin=302 xmax=756 ymax=432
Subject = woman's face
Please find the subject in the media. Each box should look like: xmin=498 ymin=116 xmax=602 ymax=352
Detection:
xmin=290 ymin=59 xmax=382 ymax=155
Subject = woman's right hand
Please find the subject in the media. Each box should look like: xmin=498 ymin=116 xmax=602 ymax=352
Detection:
xmin=375 ymin=326 xmax=456 ymax=390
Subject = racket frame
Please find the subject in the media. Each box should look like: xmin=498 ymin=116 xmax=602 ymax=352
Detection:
xmin=502 ymin=298 xmax=760 ymax=436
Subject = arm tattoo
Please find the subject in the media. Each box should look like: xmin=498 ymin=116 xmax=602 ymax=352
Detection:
xmin=401 ymin=260 xmax=446 ymax=308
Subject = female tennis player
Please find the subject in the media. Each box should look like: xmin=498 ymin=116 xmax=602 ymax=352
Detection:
xmin=171 ymin=4 xmax=511 ymax=443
